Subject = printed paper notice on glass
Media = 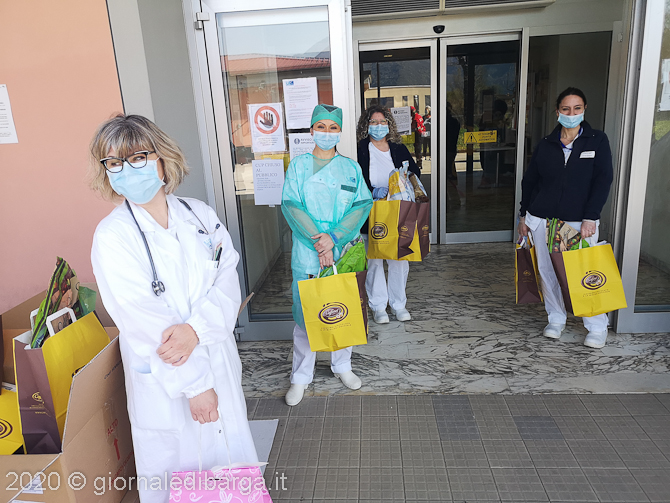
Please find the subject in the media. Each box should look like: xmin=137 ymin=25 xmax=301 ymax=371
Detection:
xmin=252 ymin=159 xmax=284 ymax=206
xmin=288 ymin=133 xmax=315 ymax=160
xmin=391 ymin=106 xmax=411 ymax=135
xmin=283 ymin=78 xmax=319 ymax=129
xmin=659 ymin=59 xmax=670 ymax=112
xmin=249 ymin=103 xmax=286 ymax=153
xmin=0 ymin=84 xmax=18 ymax=144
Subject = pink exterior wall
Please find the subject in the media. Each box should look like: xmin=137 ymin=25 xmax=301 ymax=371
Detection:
xmin=0 ymin=0 xmax=123 ymax=314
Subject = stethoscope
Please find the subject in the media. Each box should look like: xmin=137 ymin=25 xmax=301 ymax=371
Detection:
xmin=125 ymin=198 xmax=220 ymax=296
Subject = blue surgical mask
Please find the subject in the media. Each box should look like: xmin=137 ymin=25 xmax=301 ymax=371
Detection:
xmin=558 ymin=112 xmax=584 ymax=129
xmin=107 ymin=159 xmax=165 ymax=204
xmin=368 ymin=124 xmax=389 ymax=141
xmin=313 ymin=131 xmax=341 ymax=151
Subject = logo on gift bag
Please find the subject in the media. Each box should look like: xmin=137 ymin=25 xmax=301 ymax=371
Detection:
xmin=32 ymin=392 xmax=43 ymax=403
xmin=581 ymin=270 xmax=607 ymax=290
xmin=523 ymin=270 xmax=532 ymax=277
xmin=371 ymin=222 xmax=388 ymax=239
xmin=0 ymin=419 xmax=13 ymax=439
xmin=318 ymin=302 xmax=349 ymax=324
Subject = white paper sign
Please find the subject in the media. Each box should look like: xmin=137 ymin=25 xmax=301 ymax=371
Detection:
xmin=659 ymin=59 xmax=670 ymax=112
xmin=252 ymin=159 xmax=284 ymax=205
xmin=391 ymin=106 xmax=411 ymax=135
xmin=0 ymin=84 xmax=19 ymax=144
xmin=249 ymin=103 xmax=286 ymax=153
xmin=288 ymin=133 xmax=315 ymax=160
xmin=283 ymin=77 xmax=319 ymax=129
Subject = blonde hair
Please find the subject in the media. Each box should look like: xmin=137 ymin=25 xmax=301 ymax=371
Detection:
xmin=89 ymin=114 xmax=189 ymax=201
xmin=356 ymin=105 xmax=403 ymax=143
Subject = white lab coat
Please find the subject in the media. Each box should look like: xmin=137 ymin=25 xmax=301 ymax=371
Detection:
xmin=91 ymin=194 xmax=258 ymax=503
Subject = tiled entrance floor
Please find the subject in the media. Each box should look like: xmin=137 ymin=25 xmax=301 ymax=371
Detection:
xmin=249 ymin=394 xmax=670 ymax=502
xmin=239 ymin=243 xmax=670 ymax=397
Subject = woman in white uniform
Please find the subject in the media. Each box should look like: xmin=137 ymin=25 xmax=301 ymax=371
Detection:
xmin=355 ymin=106 xmax=421 ymax=324
xmin=89 ymin=115 xmax=258 ymax=502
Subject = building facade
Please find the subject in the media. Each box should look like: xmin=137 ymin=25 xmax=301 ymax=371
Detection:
xmin=2 ymin=0 xmax=667 ymax=336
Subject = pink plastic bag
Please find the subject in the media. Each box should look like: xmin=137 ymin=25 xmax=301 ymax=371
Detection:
xmin=169 ymin=408 xmax=272 ymax=503
xmin=169 ymin=467 xmax=272 ymax=502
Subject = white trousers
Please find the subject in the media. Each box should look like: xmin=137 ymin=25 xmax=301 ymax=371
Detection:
xmin=526 ymin=213 xmax=608 ymax=332
xmin=366 ymin=258 xmax=409 ymax=312
xmin=362 ymin=234 xmax=410 ymax=312
xmin=291 ymin=324 xmax=352 ymax=384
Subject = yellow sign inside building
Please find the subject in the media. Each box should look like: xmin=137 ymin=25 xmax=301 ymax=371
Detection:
xmin=464 ymin=131 xmax=497 ymax=144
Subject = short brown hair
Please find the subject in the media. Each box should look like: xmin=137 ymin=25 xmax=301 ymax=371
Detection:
xmin=89 ymin=114 xmax=189 ymax=201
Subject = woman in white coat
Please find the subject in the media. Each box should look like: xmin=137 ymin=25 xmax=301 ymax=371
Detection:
xmin=89 ymin=115 xmax=259 ymax=503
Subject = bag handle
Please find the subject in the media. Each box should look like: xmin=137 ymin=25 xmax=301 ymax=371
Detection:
xmin=30 ymin=308 xmax=40 ymax=331
xmin=197 ymin=408 xmax=231 ymax=472
xmin=528 ymin=233 xmax=536 ymax=248
xmin=317 ymin=264 xmax=338 ymax=278
xmin=196 ymin=407 xmax=266 ymax=473
xmin=45 ymin=307 xmax=77 ymax=337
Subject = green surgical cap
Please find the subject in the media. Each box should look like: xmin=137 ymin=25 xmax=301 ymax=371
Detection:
xmin=311 ymin=104 xmax=343 ymax=128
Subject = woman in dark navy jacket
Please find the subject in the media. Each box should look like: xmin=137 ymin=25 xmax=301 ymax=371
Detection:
xmin=356 ymin=105 xmax=420 ymax=325
xmin=518 ymin=87 xmax=613 ymax=349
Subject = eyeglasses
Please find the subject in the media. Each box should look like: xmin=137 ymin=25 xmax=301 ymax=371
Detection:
xmin=369 ymin=120 xmax=389 ymax=126
xmin=100 ymin=151 xmax=156 ymax=173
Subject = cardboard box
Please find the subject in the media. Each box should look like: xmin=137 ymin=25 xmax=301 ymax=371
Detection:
xmin=0 ymin=336 xmax=134 ymax=503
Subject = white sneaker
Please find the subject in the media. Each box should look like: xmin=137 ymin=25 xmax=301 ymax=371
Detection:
xmin=584 ymin=330 xmax=608 ymax=349
xmin=285 ymin=383 xmax=307 ymax=406
xmin=391 ymin=308 xmax=411 ymax=322
xmin=373 ymin=310 xmax=389 ymax=324
xmin=543 ymin=323 xmax=565 ymax=339
xmin=334 ymin=370 xmax=362 ymax=390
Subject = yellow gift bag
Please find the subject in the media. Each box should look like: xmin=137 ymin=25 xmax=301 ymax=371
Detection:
xmin=368 ymin=200 xmax=429 ymax=261
xmin=0 ymin=384 xmax=24 ymax=454
xmin=561 ymin=243 xmax=627 ymax=317
xmin=298 ymin=267 xmax=367 ymax=352
xmin=14 ymin=309 xmax=110 ymax=453
xmin=367 ymin=200 xmax=415 ymax=260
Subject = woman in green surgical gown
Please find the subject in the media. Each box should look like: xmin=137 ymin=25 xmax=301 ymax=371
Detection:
xmin=281 ymin=104 xmax=373 ymax=406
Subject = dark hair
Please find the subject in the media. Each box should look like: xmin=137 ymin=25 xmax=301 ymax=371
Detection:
xmin=493 ymin=99 xmax=508 ymax=115
xmin=556 ymin=87 xmax=587 ymax=110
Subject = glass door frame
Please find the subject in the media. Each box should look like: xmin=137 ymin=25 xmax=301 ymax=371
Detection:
xmin=439 ymin=31 xmax=528 ymax=244
xmin=197 ymin=0 xmax=354 ymax=340
xmin=616 ymin=0 xmax=670 ymax=333
xmin=355 ymin=39 xmax=439 ymax=244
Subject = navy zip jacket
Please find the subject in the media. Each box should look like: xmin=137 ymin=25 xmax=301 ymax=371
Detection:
xmin=357 ymin=136 xmax=421 ymax=234
xmin=520 ymin=121 xmax=613 ymax=222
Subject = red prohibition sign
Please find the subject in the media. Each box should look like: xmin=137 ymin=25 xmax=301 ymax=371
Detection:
xmin=254 ymin=106 xmax=280 ymax=135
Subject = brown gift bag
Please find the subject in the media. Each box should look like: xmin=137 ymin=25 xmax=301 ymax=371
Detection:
xmin=354 ymin=270 xmax=369 ymax=332
xmin=550 ymin=252 xmax=574 ymax=313
xmin=515 ymin=237 xmax=543 ymax=304
xmin=400 ymin=202 xmax=430 ymax=262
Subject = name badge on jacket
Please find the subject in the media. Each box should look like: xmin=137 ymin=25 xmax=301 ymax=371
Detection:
xmin=580 ymin=151 xmax=596 ymax=159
